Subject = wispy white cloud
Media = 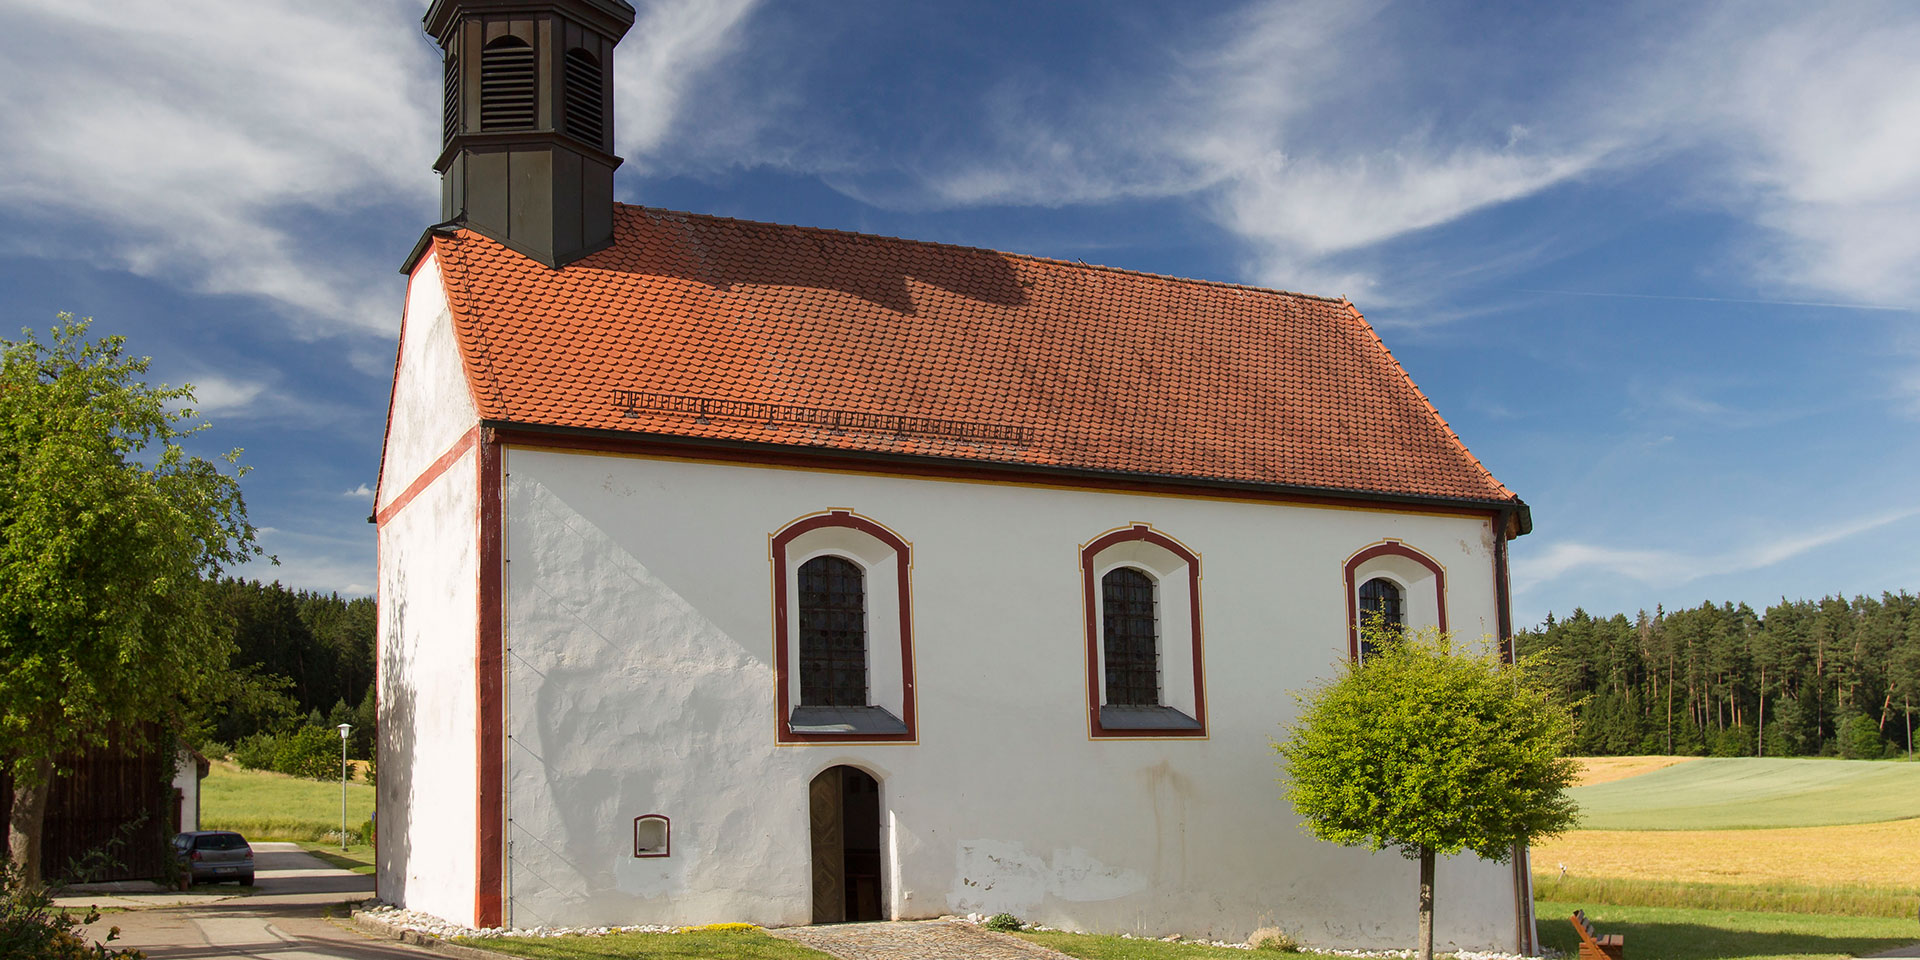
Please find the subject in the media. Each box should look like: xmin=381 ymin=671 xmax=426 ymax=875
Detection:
xmin=617 ymin=0 xmax=764 ymax=161
xmin=1514 ymin=507 xmax=1920 ymax=593
xmin=178 ymin=374 xmax=268 ymax=418
xmin=1627 ymin=3 xmax=1920 ymax=308
xmin=0 ymin=0 xmax=437 ymax=334
xmin=0 ymin=0 xmax=768 ymax=333
xmin=816 ymin=0 xmax=1615 ymax=300
xmin=800 ymin=1 xmax=1920 ymax=311
xmin=343 ymin=484 xmax=374 ymax=500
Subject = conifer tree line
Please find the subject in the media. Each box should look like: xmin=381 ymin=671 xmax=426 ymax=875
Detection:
xmin=1516 ymin=593 xmax=1920 ymax=758
xmin=197 ymin=578 xmax=375 ymax=760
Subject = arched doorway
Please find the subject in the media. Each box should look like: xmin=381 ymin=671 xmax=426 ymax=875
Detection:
xmin=809 ymin=765 xmax=882 ymax=922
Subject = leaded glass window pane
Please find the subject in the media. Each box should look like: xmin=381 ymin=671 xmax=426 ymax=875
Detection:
xmin=799 ymin=556 xmax=867 ymax=707
xmin=1357 ymin=576 xmax=1403 ymax=662
xmin=1102 ymin=566 xmax=1159 ymax=706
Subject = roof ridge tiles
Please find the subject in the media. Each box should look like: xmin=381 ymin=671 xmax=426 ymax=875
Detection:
xmin=621 ymin=203 xmax=1350 ymax=305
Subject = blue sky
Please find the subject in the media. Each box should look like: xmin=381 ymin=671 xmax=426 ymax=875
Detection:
xmin=2 ymin=0 xmax=1916 ymax=627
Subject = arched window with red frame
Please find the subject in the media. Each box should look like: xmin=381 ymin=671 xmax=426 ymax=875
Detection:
xmin=771 ymin=510 xmax=915 ymax=743
xmin=1080 ymin=524 xmax=1206 ymax=738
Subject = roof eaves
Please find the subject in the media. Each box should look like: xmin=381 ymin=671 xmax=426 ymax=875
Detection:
xmin=483 ymin=418 xmax=1524 ymax=518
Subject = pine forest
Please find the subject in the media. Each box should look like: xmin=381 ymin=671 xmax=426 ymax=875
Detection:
xmin=1517 ymin=593 xmax=1920 ymax=758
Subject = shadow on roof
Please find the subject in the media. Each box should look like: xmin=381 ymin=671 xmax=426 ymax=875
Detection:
xmin=573 ymin=206 xmax=1029 ymax=316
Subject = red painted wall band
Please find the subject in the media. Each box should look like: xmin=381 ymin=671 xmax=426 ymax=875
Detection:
xmin=474 ymin=434 xmax=505 ymax=928
xmin=375 ymin=425 xmax=481 ymax=528
xmin=1080 ymin=525 xmax=1207 ymax=738
xmin=1342 ymin=541 xmax=1448 ymax=661
xmin=770 ymin=511 xmax=917 ymax=744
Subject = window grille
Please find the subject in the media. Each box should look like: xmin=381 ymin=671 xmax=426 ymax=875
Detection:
xmin=1102 ymin=567 xmax=1159 ymax=706
xmin=479 ymin=36 xmax=536 ymax=130
xmin=799 ymin=556 xmax=867 ymax=707
xmin=562 ymin=48 xmax=603 ymax=145
xmin=443 ymin=54 xmax=460 ymax=143
xmin=1357 ymin=577 xmax=1404 ymax=661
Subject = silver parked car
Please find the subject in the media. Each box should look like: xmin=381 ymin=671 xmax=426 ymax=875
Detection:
xmin=172 ymin=831 xmax=254 ymax=886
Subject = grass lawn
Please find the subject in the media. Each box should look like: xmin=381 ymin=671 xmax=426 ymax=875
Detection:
xmin=1017 ymin=931 xmax=1263 ymax=959
xmin=200 ymin=760 xmax=374 ymax=842
xmin=1535 ymin=900 xmax=1920 ymax=960
xmin=294 ymin=841 xmax=375 ymax=874
xmin=1533 ymin=874 xmax=1918 ymax=918
xmin=452 ymin=929 xmax=831 ymax=959
xmin=1570 ymin=758 xmax=1920 ymax=830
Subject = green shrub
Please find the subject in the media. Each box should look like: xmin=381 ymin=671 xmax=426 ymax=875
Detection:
xmin=1842 ymin=714 xmax=1885 ymax=760
xmin=233 ymin=726 xmax=352 ymax=781
xmin=0 ymin=862 xmax=141 ymax=958
xmin=1710 ymin=724 xmax=1752 ymax=757
xmin=233 ymin=733 xmax=277 ymax=771
xmin=983 ymin=913 xmax=1023 ymax=932
xmin=273 ymin=725 xmax=349 ymax=781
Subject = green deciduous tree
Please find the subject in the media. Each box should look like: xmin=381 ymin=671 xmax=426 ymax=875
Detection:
xmin=1275 ymin=624 xmax=1579 ymax=960
xmin=0 ymin=316 xmax=260 ymax=886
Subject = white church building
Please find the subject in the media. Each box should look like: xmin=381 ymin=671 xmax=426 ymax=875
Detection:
xmin=375 ymin=0 xmax=1539 ymax=950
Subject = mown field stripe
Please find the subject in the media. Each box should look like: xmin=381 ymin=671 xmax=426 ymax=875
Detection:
xmin=1571 ymin=757 xmax=1920 ymax=830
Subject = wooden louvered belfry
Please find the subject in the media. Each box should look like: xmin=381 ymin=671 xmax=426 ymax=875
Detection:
xmin=424 ymin=0 xmax=635 ymax=267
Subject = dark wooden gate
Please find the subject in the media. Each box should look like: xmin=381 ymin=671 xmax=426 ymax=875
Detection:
xmin=808 ymin=765 xmax=882 ymax=923
xmin=0 ymin=734 xmax=174 ymax=882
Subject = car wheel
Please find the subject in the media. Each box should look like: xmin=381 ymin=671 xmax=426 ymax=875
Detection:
xmin=238 ymin=873 xmax=254 ymax=886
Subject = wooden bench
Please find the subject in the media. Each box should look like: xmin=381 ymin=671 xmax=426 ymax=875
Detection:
xmin=1570 ymin=909 xmax=1624 ymax=960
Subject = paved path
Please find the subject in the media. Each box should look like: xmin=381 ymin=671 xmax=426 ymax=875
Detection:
xmin=1864 ymin=945 xmax=1920 ymax=958
xmin=72 ymin=842 xmax=425 ymax=959
xmin=768 ymin=920 xmax=1073 ymax=960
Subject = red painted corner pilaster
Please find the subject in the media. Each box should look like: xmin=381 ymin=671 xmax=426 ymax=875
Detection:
xmin=475 ymin=432 xmax=505 ymax=928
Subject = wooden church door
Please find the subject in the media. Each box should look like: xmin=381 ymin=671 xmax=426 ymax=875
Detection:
xmin=809 ymin=765 xmax=883 ymax=923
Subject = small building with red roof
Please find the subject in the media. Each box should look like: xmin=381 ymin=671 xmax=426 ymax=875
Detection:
xmin=375 ymin=0 xmax=1535 ymax=950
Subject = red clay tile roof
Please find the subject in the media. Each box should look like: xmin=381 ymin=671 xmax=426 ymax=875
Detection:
xmin=430 ymin=204 xmax=1516 ymax=505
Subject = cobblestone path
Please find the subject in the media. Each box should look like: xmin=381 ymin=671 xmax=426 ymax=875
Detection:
xmin=767 ymin=920 xmax=1074 ymax=960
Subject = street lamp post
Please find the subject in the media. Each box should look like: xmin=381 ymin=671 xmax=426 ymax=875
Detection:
xmin=336 ymin=723 xmax=352 ymax=851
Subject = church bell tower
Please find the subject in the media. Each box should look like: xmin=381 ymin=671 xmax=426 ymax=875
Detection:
xmin=425 ymin=0 xmax=636 ymax=268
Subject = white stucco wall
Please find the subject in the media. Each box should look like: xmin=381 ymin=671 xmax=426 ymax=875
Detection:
xmin=172 ymin=753 xmax=200 ymax=832
xmin=500 ymin=447 xmax=1522 ymax=950
xmin=378 ymin=252 xmax=479 ymax=514
xmin=377 ymin=448 xmax=480 ymax=926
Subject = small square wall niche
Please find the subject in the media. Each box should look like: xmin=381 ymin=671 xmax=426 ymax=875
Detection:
xmin=633 ymin=815 xmax=669 ymax=857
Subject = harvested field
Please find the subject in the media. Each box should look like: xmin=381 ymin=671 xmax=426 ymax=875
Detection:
xmin=1574 ymin=755 xmax=1696 ymax=786
xmin=1532 ymin=817 xmax=1920 ymax=888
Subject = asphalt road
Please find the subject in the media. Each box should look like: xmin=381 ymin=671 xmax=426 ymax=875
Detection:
xmin=77 ymin=843 xmax=430 ymax=959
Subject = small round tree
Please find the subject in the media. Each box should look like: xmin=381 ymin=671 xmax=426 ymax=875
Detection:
xmin=1275 ymin=623 xmax=1579 ymax=960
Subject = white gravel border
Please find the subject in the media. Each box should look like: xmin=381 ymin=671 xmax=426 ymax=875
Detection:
xmin=354 ymin=902 xmax=1556 ymax=958
xmin=355 ymin=902 xmax=676 ymax=940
